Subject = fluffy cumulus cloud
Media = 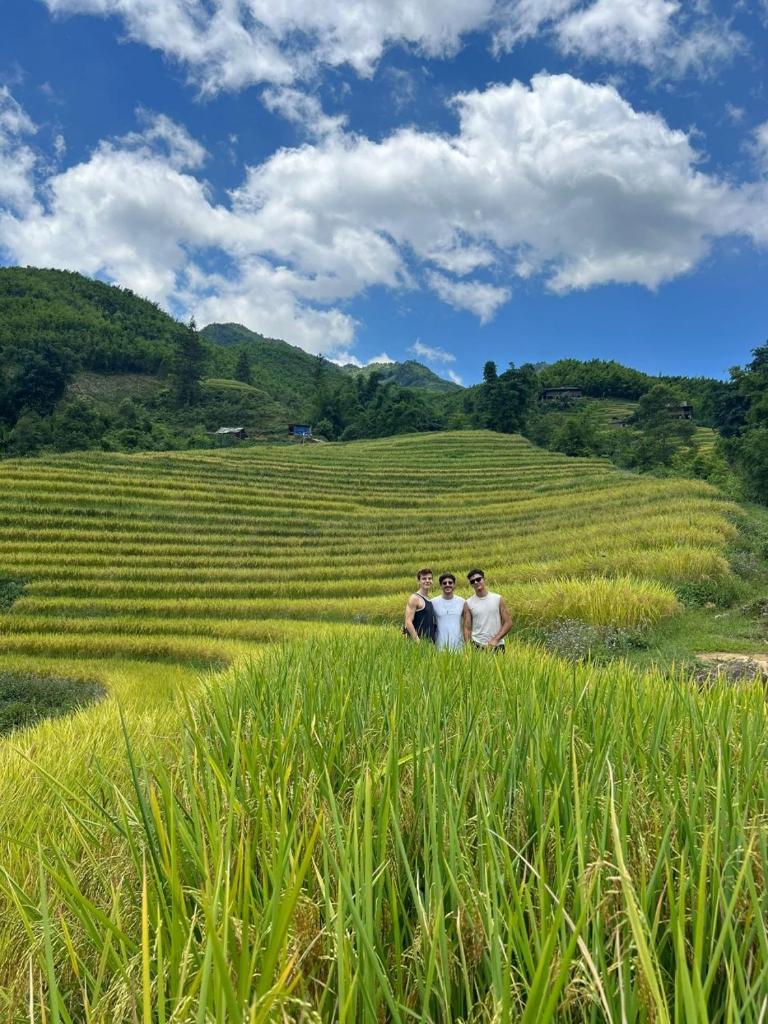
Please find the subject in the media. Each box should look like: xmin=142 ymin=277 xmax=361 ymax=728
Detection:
xmin=496 ymin=0 xmax=742 ymax=76
xmin=328 ymin=350 xmax=394 ymax=366
xmin=426 ymin=273 xmax=511 ymax=322
xmin=41 ymin=0 xmax=497 ymax=92
xmin=1 ymin=75 xmax=767 ymax=355
xmin=556 ymin=0 xmax=679 ymax=65
xmin=117 ymin=109 xmax=208 ymax=169
xmin=0 ymin=87 xmax=39 ymax=214
xmin=41 ymin=0 xmax=740 ymax=91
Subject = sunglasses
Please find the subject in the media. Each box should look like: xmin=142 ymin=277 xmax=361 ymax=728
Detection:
xmin=469 ymin=577 xmax=483 ymax=585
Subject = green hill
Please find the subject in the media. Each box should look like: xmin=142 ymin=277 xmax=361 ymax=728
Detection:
xmin=0 ymin=266 xmax=185 ymax=373
xmin=201 ymin=321 xmax=346 ymax=416
xmin=202 ymin=323 xmax=461 ymax=399
xmin=342 ymin=358 xmax=461 ymax=393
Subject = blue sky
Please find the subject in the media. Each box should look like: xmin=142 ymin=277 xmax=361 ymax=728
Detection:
xmin=1 ymin=0 xmax=766 ymax=384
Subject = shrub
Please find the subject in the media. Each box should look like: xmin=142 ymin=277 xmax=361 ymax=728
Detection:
xmin=540 ymin=617 xmax=647 ymax=662
xmin=0 ymin=573 xmax=25 ymax=611
xmin=675 ymin=574 xmax=745 ymax=607
xmin=0 ymin=671 xmax=105 ymax=735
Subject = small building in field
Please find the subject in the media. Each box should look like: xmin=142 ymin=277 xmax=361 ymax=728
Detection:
xmin=288 ymin=423 xmax=313 ymax=438
xmin=667 ymin=403 xmax=693 ymax=420
xmin=213 ymin=426 xmax=246 ymax=441
xmin=540 ymin=386 xmax=583 ymax=402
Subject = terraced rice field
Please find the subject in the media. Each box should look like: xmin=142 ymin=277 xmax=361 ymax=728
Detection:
xmin=1 ymin=430 xmax=762 ymax=1023
xmin=694 ymin=425 xmax=718 ymax=455
xmin=0 ymin=431 xmax=736 ymax=679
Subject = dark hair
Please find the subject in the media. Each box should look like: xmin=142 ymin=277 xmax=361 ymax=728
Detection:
xmin=439 ymin=573 xmax=456 ymax=584
xmin=467 ymin=568 xmax=484 ymax=580
xmin=416 ymin=568 xmax=433 ymax=579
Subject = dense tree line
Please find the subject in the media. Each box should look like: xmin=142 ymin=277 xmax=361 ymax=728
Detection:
xmin=311 ymin=361 xmax=452 ymax=441
xmin=539 ymin=358 xmax=652 ymax=399
xmin=714 ymin=343 xmax=768 ymax=503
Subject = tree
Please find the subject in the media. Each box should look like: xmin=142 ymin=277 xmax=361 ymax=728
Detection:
xmin=495 ymin=363 xmax=539 ymax=434
xmin=5 ymin=411 xmax=52 ymax=455
xmin=170 ymin=317 xmax=207 ymax=405
xmin=622 ymin=384 xmax=696 ymax=469
xmin=234 ymin=349 xmax=253 ymax=385
xmin=724 ymin=428 xmax=768 ymax=503
xmin=2 ymin=342 xmax=73 ymax=422
xmin=51 ymin=399 xmax=105 ymax=452
xmin=548 ymin=404 xmax=602 ymax=457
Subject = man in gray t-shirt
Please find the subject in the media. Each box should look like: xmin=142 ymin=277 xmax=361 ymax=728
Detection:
xmin=463 ymin=568 xmax=512 ymax=651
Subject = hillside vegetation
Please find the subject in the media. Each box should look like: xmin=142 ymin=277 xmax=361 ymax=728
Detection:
xmin=0 ymin=269 xmax=458 ymax=453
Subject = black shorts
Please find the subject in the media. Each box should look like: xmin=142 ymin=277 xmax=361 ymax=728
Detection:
xmin=472 ymin=641 xmax=505 ymax=653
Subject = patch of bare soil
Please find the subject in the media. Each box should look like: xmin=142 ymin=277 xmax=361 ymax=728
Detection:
xmin=695 ymin=653 xmax=768 ymax=686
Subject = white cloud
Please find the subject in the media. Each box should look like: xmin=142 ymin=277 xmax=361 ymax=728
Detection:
xmin=447 ymin=369 xmax=464 ymax=385
xmin=262 ymin=88 xmax=347 ymax=139
xmin=427 ymin=272 xmax=511 ymax=322
xmin=0 ymin=87 xmax=38 ymax=215
xmin=41 ymin=0 xmax=497 ymax=92
xmin=118 ymin=109 xmax=208 ymax=170
xmin=2 ymin=75 xmax=767 ymax=360
xmin=39 ymin=0 xmax=740 ymax=92
xmin=557 ymin=0 xmax=678 ymax=65
xmin=410 ymin=339 xmax=456 ymax=363
xmin=425 ymin=241 xmax=495 ymax=275
xmin=496 ymin=0 xmax=742 ymax=76
xmin=328 ymin=350 xmax=394 ymax=366
xmin=328 ymin=350 xmax=363 ymax=366
xmin=751 ymin=121 xmax=768 ymax=175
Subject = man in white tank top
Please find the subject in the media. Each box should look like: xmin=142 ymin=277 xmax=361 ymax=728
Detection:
xmin=463 ymin=568 xmax=512 ymax=651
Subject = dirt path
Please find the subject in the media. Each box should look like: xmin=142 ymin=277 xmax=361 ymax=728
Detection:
xmin=698 ymin=652 xmax=768 ymax=671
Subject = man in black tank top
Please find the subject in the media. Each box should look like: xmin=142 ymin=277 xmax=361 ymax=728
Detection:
xmin=403 ymin=568 xmax=437 ymax=643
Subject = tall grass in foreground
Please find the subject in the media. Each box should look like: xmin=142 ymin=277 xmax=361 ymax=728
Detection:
xmin=4 ymin=634 xmax=768 ymax=1022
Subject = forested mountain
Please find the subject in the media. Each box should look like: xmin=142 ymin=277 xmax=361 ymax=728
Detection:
xmin=202 ymin=323 xmax=460 ymax=395
xmin=0 ymin=267 xmax=764 ymax=502
xmin=0 ymin=268 xmax=459 ymax=454
xmin=0 ymin=266 xmax=185 ymax=374
xmin=344 ymin=359 xmax=460 ymax=393
xmin=201 ymin=322 xmax=347 ymax=412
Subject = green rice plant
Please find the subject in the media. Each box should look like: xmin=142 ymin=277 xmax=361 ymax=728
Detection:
xmin=4 ymin=634 xmax=768 ymax=1022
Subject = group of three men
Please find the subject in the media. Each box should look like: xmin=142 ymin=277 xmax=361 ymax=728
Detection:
xmin=404 ymin=568 xmax=512 ymax=651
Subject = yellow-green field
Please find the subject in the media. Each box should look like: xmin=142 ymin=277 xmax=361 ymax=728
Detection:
xmin=0 ymin=430 xmax=735 ymax=670
xmin=2 ymin=430 xmax=763 ymax=1022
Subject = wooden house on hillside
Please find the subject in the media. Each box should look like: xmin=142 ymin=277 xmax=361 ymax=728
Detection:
xmin=540 ymin=386 xmax=583 ymax=402
xmin=212 ymin=426 xmax=246 ymax=443
xmin=666 ymin=403 xmax=693 ymax=420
